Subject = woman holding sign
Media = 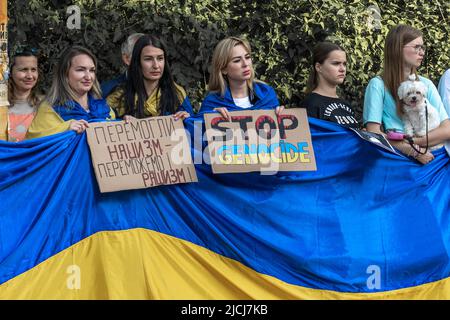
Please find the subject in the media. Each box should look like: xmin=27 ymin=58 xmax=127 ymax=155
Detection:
xmin=0 ymin=47 xmax=42 ymax=141
xmin=26 ymin=46 xmax=115 ymax=139
xmin=198 ymin=36 xmax=283 ymax=120
xmin=301 ymin=42 xmax=359 ymax=129
xmin=106 ymin=34 xmax=193 ymax=121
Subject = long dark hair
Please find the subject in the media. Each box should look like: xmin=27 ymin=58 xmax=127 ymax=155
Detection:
xmin=124 ymin=35 xmax=180 ymax=118
xmin=305 ymin=42 xmax=345 ymax=94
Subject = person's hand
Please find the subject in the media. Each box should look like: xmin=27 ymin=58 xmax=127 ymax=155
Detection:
xmin=173 ymin=111 xmax=190 ymax=121
xmin=69 ymin=119 xmax=89 ymax=134
xmin=275 ymin=105 xmax=285 ymax=116
xmin=415 ymin=149 xmax=434 ymax=165
xmin=213 ymin=107 xmax=231 ymax=121
xmin=123 ymin=115 xmax=137 ymax=124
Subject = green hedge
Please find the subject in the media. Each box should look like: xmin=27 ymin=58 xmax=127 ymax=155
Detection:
xmin=8 ymin=0 xmax=450 ymax=119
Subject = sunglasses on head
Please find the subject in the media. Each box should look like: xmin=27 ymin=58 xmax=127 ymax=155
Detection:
xmin=11 ymin=46 xmax=39 ymax=58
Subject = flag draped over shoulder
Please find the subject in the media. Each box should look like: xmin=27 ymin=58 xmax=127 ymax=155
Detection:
xmin=0 ymin=116 xmax=449 ymax=299
xmin=198 ymin=82 xmax=280 ymax=113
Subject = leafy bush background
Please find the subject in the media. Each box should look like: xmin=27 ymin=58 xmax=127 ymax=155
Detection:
xmin=8 ymin=0 xmax=450 ymax=120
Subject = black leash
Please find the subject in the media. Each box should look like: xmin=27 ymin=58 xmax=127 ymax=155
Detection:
xmin=406 ymin=101 xmax=429 ymax=155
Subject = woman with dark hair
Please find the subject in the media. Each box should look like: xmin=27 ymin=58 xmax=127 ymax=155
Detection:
xmin=0 ymin=47 xmax=42 ymax=141
xmin=27 ymin=45 xmax=115 ymax=139
xmin=107 ymin=34 xmax=192 ymax=121
xmin=301 ymin=41 xmax=359 ymax=128
xmin=363 ymin=24 xmax=450 ymax=164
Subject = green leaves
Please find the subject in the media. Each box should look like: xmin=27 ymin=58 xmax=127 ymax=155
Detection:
xmin=7 ymin=0 xmax=450 ymax=117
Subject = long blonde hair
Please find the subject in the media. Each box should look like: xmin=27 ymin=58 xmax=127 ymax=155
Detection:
xmin=45 ymin=46 xmax=102 ymax=107
xmin=382 ymin=24 xmax=422 ymax=115
xmin=208 ymin=36 xmax=255 ymax=97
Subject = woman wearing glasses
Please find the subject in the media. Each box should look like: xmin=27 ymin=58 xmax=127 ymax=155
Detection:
xmin=0 ymin=47 xmax=41 ymax=141
xmin=363 ymin=24 xmax=450 ymax=164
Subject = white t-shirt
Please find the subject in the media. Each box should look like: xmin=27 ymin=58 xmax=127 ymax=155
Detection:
xmin=233 ymin=96 xmax=252 ymax=109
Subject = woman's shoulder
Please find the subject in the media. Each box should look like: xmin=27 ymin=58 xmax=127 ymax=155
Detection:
xmin=106 ymin=87 xmax=125 ymax=106
xmin=418 ymin=75 xmax=436 ymax=87
xmin=90 ymin=95 xmax=110 ymax=106
xmin=441 ymin=68 xmax=450 ymax=78
xmin=107 ymin=86 xmax=125 ymax=99
xmin=173 ymin=83 xmax=188 ymax=99
xmin=203 ymin=90 xmax=221 ymax=101
xmin=367 ymin=75 xmax=384 ymax=87
xmin=174 ymin=83 xmax=186 ymax=94
xmin=302 ymin=92 xmax=349 ymax=107
xmin=254 ymin=80 xmax=275 ymax=92
xmin=38 ymin=100 xmax=57 ymax=112
xmin=301 ymin=92 xmax=317 ymax=104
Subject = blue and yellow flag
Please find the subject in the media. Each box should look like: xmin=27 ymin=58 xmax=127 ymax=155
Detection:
xmin=0 ymin=117 xmax=449 ymax=299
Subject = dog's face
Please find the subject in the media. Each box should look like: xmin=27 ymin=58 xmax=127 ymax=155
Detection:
xmin=398 ymin=79 xmax=427 ymax=109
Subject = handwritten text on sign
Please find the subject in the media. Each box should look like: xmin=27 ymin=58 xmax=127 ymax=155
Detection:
xmin=204 ymin=108 xmax=316 ymax=173
xmin=86 ymin=116 xmax=197 ymax=193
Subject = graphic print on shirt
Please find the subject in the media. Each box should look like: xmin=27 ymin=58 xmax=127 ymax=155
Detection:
xmin=323 ymin=102 xmax=358 ymax=127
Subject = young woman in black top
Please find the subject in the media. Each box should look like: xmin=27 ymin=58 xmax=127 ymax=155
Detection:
xmin=302 ymin=42 xmax=359 ymax=128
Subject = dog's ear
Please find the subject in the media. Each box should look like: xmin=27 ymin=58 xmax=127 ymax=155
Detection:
xmin=416 ymin=81 xmax=427 ymax=95
xmin=398 ymin=83 xmax=406 ymax=100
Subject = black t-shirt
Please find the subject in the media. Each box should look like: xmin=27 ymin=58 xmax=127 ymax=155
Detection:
xmin=301 ymin=92 xmax=359 ymax=128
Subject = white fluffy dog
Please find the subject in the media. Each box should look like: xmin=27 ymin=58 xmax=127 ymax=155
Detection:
xmin=397 ymin=74 xmax=442 ymax=150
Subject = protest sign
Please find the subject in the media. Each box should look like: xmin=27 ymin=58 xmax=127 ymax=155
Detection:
xmin=86 ymin=117 xmax=197 ymax=192
xmin=204 ymin=108 xmax=316 ymax=173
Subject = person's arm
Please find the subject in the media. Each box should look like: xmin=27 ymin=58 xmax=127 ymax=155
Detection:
xmin=366 ymin=122 xmax=434 ymax=164
xmin=413 ymin=80 xmax=450 ymax=147
xmin=438 ymin=69 xmax=450 ymax=114
xmin=413 ymin=119 xmax=450 ymax=147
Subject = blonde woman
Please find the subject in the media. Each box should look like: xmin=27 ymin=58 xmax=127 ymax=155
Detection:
xmin=363 ymin=24 xmax=450 ymax=164
xmin=27 ymin=46 xmax=115 ymax=139
xmin=199 ymin=36 xmax=282 ymax=120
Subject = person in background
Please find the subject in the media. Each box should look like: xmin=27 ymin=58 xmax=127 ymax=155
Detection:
xmin=107 ymin=34 xmax=192 ymax=121
xmin=27 ymin=45 xmax=115 ymax=139
xmin=101 ymin=32 xmax=144 ymax=99
xmin=438 ymin=69 xmax=450 ymax=114
xmin=198 ymin=36 xmax=283 ymax=120
xmin=301 ymin=41 xmax=359 ymax=128
xmin=0 ymin=47 xmax=41 ymax=141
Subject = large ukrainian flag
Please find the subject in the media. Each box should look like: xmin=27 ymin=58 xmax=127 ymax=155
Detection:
xmin=0 ymin=117 xmax=449 ymax=299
